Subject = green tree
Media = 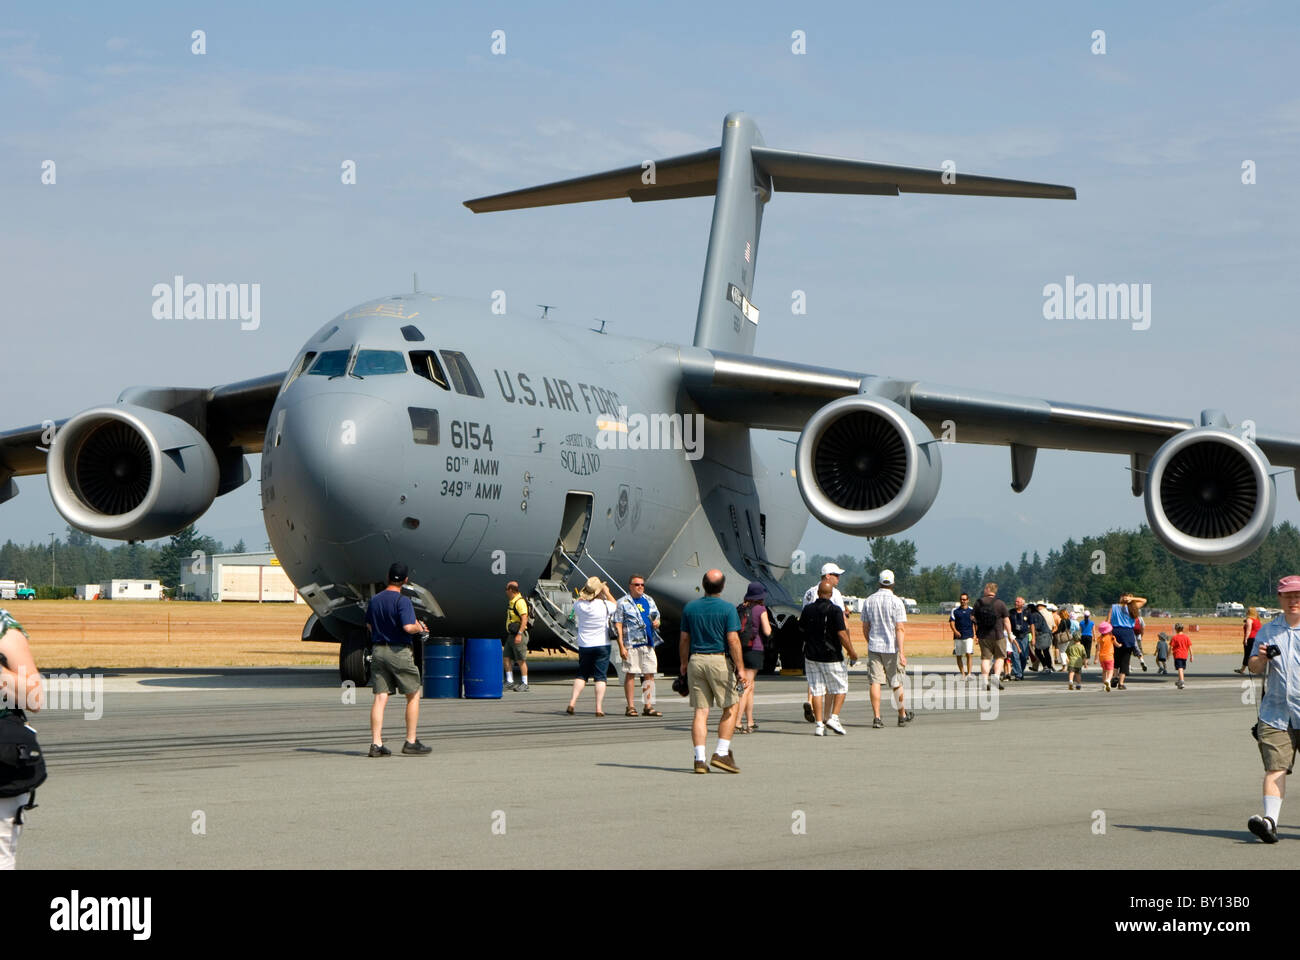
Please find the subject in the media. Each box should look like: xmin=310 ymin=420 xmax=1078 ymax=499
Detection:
xmin=865 ymin=537 xmax=917 ymax=595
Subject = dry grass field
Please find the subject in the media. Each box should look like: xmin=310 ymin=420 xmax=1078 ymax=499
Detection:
xmin=1 ymin=600 xmax=1256 ymax=671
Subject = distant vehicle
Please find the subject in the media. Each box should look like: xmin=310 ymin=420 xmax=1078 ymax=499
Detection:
xmin=938 ymin=601 xmax=959 ymax=615
xmin=1216 ymin=602 xmax=1245 ymax=617
xmin=0 ymin=580 xmax=35 ymax=601
xmin=902 ymin=597 xmax=919 ymax=615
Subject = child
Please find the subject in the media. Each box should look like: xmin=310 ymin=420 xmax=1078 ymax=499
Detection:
xmin=1170 ymin=623 xmax=1193 ymax=689
xmin=1155 ymin=632 xmax=1170 ymax=674
xmin=1094 ymin=621 xmax=1116 ymax=691
xmin=1066 ymin=633 xmax=1087 ymax=690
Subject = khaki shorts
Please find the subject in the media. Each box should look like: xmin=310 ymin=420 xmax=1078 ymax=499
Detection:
xmin=503 ymin=632 xmax=528 ymax=662
xmin=688 ymin=654 xmax=738 ymax=709
xmin=371 ymin=643 xmax=422 ymax=696
xmin=623 ymin=644 xmax=658 ymax=676
xmin=1256 ymin=722 xmax=1300 ymax=773
xmin=978 ymin=635 xmax=1006 ymax=660
xmin=867 ymin=651 xmax=903 ymax=689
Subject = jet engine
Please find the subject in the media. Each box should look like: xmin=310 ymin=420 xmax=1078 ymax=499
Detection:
xmin=1144 ymin=428 xmax=1275 ymax=563
xmin=795 ymin=395 xmax=942 ymax=536
xmin=47 ymin=404 xmax=219 ymax=540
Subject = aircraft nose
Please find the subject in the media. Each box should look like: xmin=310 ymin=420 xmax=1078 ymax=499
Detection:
xmin=269 ymin=392 xmax=407 ymax=544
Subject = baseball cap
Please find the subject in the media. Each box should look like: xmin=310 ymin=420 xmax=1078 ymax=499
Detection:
xmin=1278 ymin=575 xmax=1300 ymax=594
xmin=388 ymin=562 xmax=409 ymax=583
xmin=879 ymin=569 xmax=895 ymax=585
xmin=821 ymin=562 xmax=846 ymax=576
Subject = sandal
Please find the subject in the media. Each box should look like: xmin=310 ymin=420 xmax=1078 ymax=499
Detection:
xmin=737 ymin=723 xmax=750 ymax=734
xmin=595 ymin=711 xmax=606 ymax=717
xmin=565 ymin=705 xmax=575 ymax=715
xmin=642 ymin=706 xmax=663 ymax=717
xmin=750 ymin=721 xmax=759 ymax=732
xmin=625 ymin=706 xmax=638 ymax=717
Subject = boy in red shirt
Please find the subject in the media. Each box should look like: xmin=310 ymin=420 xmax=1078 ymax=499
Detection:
xmin=1170 ymin=623 xmax=1193 ymax=689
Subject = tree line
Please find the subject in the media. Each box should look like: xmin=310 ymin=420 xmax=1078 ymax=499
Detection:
xmin=805 ymin=523 xmax=1300 ymax=611
xmin=0 ymin=526 xmax=245 ymax=596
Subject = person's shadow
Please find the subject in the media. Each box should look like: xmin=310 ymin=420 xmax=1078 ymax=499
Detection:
xmin=597 ymin=762 xmax=694 ymax=775
xmin=1115 ymin=823 xmax=1297 ymax=843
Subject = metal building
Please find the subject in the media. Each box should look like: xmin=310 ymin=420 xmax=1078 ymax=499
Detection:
xmin=177 ymin=551 xmax=304 ymax=603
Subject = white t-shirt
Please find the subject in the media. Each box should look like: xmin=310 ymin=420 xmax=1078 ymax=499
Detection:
xmin=574 ymin=598 xmax=617 ymax=648
xmin=861 ymin=588 xmax=907 ymax=653
xmin=802 ymin=585 xmax=845 ymax=610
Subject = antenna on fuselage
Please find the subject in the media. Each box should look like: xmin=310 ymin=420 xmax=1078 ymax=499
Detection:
xmin=591 ymin=319 xmax=607 ymax=334
xmin=538 ymin=303 xmax=556 ymax=320
xmin=413 ymin=273 xmax=419 ymax=293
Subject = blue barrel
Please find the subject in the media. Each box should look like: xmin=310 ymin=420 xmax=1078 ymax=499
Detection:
xmin=463 ymin=637 xmax=504 ymax=699
xmin=423 ymin=638 xmax=463 ymax=698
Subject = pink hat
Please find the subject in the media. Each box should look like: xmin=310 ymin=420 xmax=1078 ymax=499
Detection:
xmin=1278 ymin=576 xmax=1300 ymax=594
xmin=1096 ymin=621 xmax=1113 ymax=635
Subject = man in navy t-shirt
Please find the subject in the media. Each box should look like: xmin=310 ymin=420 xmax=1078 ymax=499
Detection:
xmin=363 ymin=562 xmax=432 ymax=757
xmin=950 ymin=593 xmax=976 ymax=680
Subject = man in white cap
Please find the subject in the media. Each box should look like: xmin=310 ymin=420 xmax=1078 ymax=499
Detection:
xmin=1245 ymin=574 xmax=1300 ymax=843
xmin=798 ymin=562 xmax=847 ymax=722
xmin=860 ymin=569 xmax=913 ymax=728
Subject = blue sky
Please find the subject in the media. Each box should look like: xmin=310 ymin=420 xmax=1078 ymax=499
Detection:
xmin=1 ymin=1 xmax=1298 ymax=568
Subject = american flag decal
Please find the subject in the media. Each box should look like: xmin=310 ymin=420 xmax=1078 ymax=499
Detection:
xmin=744 ymin=241 xmax=751 ymax=263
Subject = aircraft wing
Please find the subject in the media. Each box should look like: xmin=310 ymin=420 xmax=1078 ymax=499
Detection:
xmin=0 ymin=372 xmax=285 ymax=502
xmin=680 ymin=348 xmax=1300 ymax=492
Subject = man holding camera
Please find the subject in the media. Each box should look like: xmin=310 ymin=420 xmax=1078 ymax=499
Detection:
xmin=364 ymin=563 xmax=432 ymax=757
xmin=1246 ymin=575 xmax=1300 ymax=843
xmin=504 ymin=581 xmax=530 ymax=692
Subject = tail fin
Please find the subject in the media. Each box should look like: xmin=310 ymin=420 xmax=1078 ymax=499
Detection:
xmin=465 ymin=112 xmax=1074 ymax=356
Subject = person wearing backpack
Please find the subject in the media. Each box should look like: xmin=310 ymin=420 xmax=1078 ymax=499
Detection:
xmin=735 ymin=581 xmax=772 ymax=733
xmin=503 ymin=581 xmax=531 ymax=692
xmin=972 ymin=583 xmax=1012 ymax=691
xmin=0 ymin=608 xmax=43 ymax=870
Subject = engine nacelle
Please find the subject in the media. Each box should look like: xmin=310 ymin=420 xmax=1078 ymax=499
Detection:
xmin=47 ymin=404 xmax=219 ymax=540
xmin=1144 ymin=427 xmax=1275 ymax=563
xmin=795 ymin=395 xmax=942 ymax=536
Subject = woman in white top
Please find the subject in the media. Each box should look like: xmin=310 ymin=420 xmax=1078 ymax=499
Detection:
xmin=566 ymin=577 xmax=618 ymax=717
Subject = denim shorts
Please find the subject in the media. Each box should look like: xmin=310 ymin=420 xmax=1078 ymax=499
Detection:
xmin=577 ymin=645 xmax=611 ymax=681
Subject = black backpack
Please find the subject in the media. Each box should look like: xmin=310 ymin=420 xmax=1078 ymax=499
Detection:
xmin=973 ymin=596 xmax=1000 ymax=633
xmin=0 ymin=709 xmax=46 ymax=801
xmin=737 ymin=603 xmax=757 ymax=650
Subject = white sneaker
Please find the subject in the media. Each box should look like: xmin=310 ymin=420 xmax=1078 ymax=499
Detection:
xmin=826 ymin=716 xmax=847 ymax=736
xmin=814 ymin=722 xmax=826 ymax=737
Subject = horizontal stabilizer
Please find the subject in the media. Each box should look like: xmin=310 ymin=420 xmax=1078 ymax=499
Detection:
xmin=751 ymin=147 xmax=1075 ymax=200
xmin=465 ymin=148 xmax=720 ymax=212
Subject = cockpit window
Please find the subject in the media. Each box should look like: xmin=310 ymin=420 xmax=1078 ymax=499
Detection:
xmin=440 ymin=350 xmax=484 ymax=398
xmin=400 ymin=325 xmax=425 ymax=342
xmin=410 ymin=351 xmax=451 ymax=390
xmin=352 ymin=350 xmax=407 ymax=377
xmin=307 ymin=350 xmax=351 ymax=377
xmin=318 ymin=325 xmax=340 ymax=343
xmin=282 ymin=351 xmax=317 ymax=392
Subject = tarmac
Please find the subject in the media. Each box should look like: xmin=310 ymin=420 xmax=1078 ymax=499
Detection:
xmin=16 ymin=654 xmax=1295 ymax=869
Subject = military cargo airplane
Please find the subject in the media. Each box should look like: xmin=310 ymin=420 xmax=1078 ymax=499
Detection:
xmin=4 ymin=111 xmax=1297 ymax=684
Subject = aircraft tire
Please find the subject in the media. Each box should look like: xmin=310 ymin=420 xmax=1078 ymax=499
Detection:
xmin=339 ymin=640 xmax=370 ymax=687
